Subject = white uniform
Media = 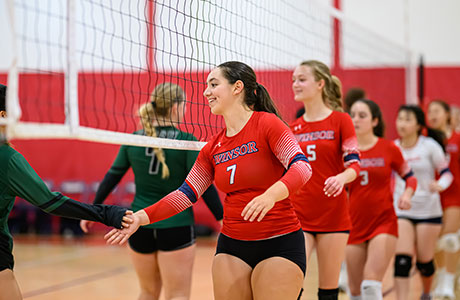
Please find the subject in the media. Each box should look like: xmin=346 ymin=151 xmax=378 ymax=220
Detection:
xmin=394 ymin=136 xmax=450 ymax=219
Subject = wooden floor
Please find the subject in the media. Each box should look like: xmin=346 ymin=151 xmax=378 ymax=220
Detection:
xmin=10 ymin=235 xmax=455 ymax=300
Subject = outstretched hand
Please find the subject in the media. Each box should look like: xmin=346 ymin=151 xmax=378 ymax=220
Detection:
xmin=105 ymin=210 xmax=149 ymax=245
xmin=81 ymin=210 xmax=133 ymax=233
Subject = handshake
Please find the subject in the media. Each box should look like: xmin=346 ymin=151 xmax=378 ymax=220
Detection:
xmin=80 ymin=209 xmax=150 ymax=245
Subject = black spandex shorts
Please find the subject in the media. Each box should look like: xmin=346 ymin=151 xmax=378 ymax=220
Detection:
xmin=128 ymin=225 xmax=195 ymax=254
xmin=398 ymin=216 xmax=442 ymax=225
xmin=0 ymin=234 xmax=14 ymax=271
xmin=303 ymin=230 xmax=350 ymax=237
xmin=215 ymin=229 xmax=306 ymax=275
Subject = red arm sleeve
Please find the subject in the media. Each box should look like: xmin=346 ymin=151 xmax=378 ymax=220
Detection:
xmin=341 ymin=113 xmax=360 ymax=175
xmin=390 ymin=141 xmax=417 ymax=191
xmin=144 ymin=145 xmax=215 ymax=224
xmin=265 ymin=113 xmax=312 ymax=195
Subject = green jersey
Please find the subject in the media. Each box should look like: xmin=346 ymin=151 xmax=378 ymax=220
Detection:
xmin=109 ymin=128 xmax=199 ymax=229
xmin=0 ymin=143 xmax=68 ymax=259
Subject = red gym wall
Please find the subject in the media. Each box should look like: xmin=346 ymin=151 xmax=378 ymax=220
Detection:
xmin=1 ymin=65 xmax=459 ymax=229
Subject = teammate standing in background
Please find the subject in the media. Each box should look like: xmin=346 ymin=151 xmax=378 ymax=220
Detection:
xmin=290 ymin=60 xmax=360 ymax=300
xmin=393 ymin=105 xmax=453 ymax=300
xmin=81 ymin=83 xmax=223 ymax=300
xmin=104 ymin=61 xmax=313 ymax=300
xmin=346 ymin=99 xmax=416 ymax=300
xmin=0 ymin=84 xmax=132 ymax=300
xmin=427 ymin=100 xmax=460 ymax=299
xmin=343 ymin=87 xmax=366 ymax=113
xmin=450 ymin=105 xmax=460 ymax=133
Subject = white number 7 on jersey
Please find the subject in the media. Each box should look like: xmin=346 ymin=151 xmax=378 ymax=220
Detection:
xmin=227 ymin=164 xmax=237 ymax=185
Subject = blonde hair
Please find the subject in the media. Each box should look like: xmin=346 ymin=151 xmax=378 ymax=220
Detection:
xmin=139 ymin=83 xmax=185 ymax=179
xmin=300 ymin=60 xmax=343 ymax=112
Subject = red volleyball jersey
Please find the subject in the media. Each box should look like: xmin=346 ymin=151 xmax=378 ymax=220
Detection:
xmin=348 ymin=138 xmax=411 ymax=244
xmin=290 ymin=111 xmax=360 ymax=231
xmin=192 ymin=111 xmax=309 ymax=240
xmin=441 ymin=131 xmax=460 ymax=208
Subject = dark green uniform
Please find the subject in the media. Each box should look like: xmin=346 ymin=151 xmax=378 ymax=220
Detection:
xmin=0 ymin=143 xmax=126 ymax=270
xmin=0 ymin=144 xmax=69 ymax=269
xmin=108 ymin=128 xmax=198 ymax=229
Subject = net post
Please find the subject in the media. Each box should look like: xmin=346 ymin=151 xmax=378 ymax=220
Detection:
xmin=65 ymin=0 xmax=79 ymax=135
xmin=3 ymin=0 xmax=21 ymax=137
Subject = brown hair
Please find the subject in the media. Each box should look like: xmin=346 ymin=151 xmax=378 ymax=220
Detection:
xmin=217 ymin=61 xmax=282 ymax=119
xmin=300 ymin=60 xmax=343 ymax=112
xmin=138 ymin=83 xmax=185 ymax=179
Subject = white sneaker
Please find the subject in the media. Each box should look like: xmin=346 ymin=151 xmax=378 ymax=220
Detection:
xmin=436 ymin=272 xmax=455 ymax=299
xmin=434 ymin=268 xmax=446 ymax=297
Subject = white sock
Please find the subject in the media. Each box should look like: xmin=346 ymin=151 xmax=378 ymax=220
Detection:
xmin=361 ymin=280 xmax=382 ymax=300
xmin=349 ymin=295 xmax=362 ymax=300
xmin=445 ymin=272 xmax=455 ymax=287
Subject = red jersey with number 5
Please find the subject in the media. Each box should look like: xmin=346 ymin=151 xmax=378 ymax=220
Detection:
xmin=347 ymin=138 xmax=411 ymax=244
xmin=198 ymin=111 xmax=310 ymax=240
xmin=290 ymin=111 xmax=360 ymax=231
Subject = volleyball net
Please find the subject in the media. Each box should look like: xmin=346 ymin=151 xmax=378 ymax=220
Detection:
xmin=2 ymin=0 xmax=415 ymax=150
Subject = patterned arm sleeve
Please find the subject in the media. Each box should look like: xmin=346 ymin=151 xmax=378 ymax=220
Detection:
xmin=144 ymin=144 xmax=215 ymax=224
xmin=266 ymin=114 xmax=312 ymax=195
xmin=341 ymin=114 xmax=360 ymax=175
xmin=390 ymin=142 xmax=417 ymax=191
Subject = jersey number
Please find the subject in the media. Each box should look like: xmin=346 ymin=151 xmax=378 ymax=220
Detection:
xmin=227 ymin=164 xmax=237 ymax=185
xmin=306 ymin=144 xmax=316 ymax=161
xmin=146 ymin=147 xmax=160 ymax=175
xmin=359 ymin=170 xmax=369 ymax=186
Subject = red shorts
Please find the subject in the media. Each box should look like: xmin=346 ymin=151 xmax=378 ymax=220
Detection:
xmin=441 ymin=188 xmax=460 ymax=209
xmin=348 ymin=218 xmax=398 ymax=245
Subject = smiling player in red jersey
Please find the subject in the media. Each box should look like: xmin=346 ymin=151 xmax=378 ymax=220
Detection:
xmin=427 ymin=100 xmax=460 ymax=299
xmin=290 ymin=60 xmax=360 ymax=300
xmin=346 ymin=99 xmax=416 ymax=300
xmin=105 ymin=61 xmax=312 ymax=300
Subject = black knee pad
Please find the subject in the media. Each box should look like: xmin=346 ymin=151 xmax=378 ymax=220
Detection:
xmin=318 ymin=288 xmax=339 ymax=300
xmin=416 ymin=260 xmax=435 ymax=277
xmin=394 ymin=254 xmax=412 ymax=277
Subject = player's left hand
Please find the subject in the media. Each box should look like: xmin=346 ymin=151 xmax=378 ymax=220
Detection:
xmin=323 ymin=175 xmax=345 ymax=197
xmin=241 ymin=194 xmax=275 ymax=222
xmin=429 ymin=181 xmax=443 ymax=193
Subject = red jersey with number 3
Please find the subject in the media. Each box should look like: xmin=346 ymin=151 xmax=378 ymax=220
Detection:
xmin=198 ymin=111 xmax=307 ymax=240
xmin=441 ymin=131 xmax=460 ymax=208
xmin=290 ymin=111 xmax=360 ymax=231
xmin=347 ymin=138 xmax=410 ymax=244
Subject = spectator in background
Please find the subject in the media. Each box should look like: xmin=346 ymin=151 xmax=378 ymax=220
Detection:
xmin=344 ymin=87 xmax=366 ymax=113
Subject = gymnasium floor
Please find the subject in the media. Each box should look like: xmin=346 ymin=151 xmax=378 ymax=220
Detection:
xmin=11 ymin=235 xmax=453 ymax=300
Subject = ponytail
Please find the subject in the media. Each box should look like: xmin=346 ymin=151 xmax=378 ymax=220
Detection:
xmin=139 ymin=103 xmax=170 ymax=179
xmin=426 ymin=127 xmax=447 ymax=153
xmin=217 ymin=61 xmax=283 ymax=120
xmin=253 ymin=83 xmax=282 ymax=119
xmin=138 ymin=82 xmax=185 ymax=179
